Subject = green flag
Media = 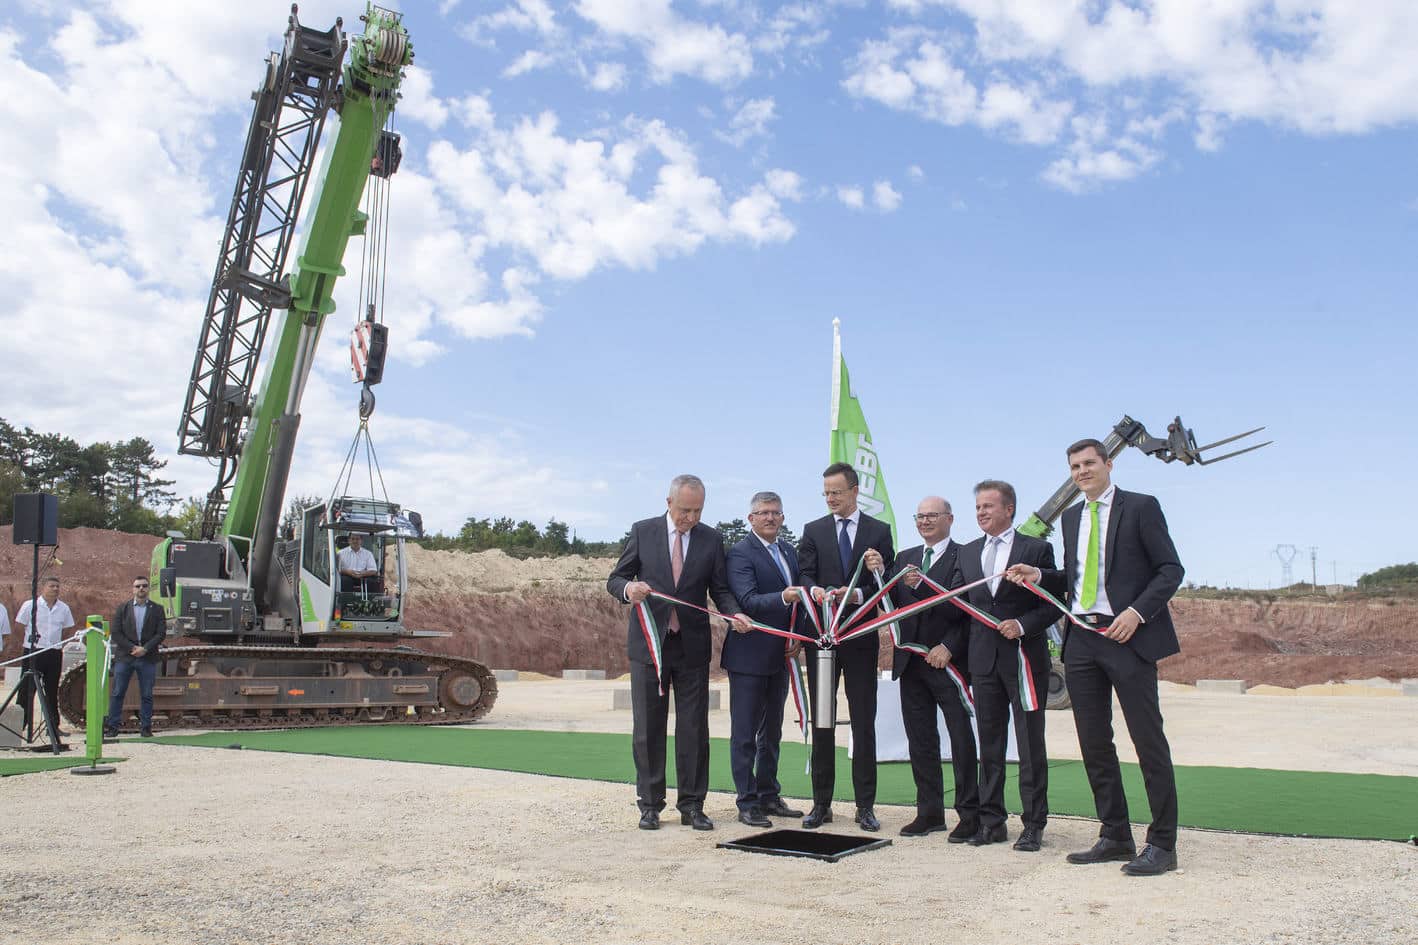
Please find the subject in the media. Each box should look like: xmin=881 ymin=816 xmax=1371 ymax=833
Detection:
xmin=829 ymin=319 xmax=897 ymax=545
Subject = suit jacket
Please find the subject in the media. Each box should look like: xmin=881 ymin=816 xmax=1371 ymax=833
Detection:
xmin=723 ymin=535 xmax=800 ymax=676
xmin=887 ymin=540 xmax=969 ymax=680
xmin=607 ymin=516 xmax=741 ymax=667
xmin=797 ymin=511 xmax=895 ymax=657
xmin=950 ymin=531 xmax=1057 ymax=677
xmin=111 ymin=598 xmax=167 ymax=662
xmin=1043 ymin=489 xmax=1184 ymax=665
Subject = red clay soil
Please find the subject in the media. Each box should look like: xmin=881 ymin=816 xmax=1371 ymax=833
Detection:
xmin=4 ymin=527 xmax=1416 ymax=687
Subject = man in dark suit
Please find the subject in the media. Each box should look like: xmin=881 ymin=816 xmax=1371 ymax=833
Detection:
xmin=607 ymin=475 xmax=752 ymax=831
xmin=887 ymin=496 xmax=979 ymax=841
xmin=724 ymin=490 xmax=807 ymax=827
xmin=797 ymin=461 xmax=894 ymax=831
xmin=104 ymin=574 xmax=167 ymax=737
xmin=1007 ymin=438 xmax=1184 ymax=876
xmin=950 ymin=479 xmax=1057 ymax=852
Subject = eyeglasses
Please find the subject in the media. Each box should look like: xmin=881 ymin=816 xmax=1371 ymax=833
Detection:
xmin=913 ymin=513 xmax=949 ymax=522
xmin=822 ymin=489 xmax=853 ymax=498
xmin=750 ymin=510 xmax=783 ymax=518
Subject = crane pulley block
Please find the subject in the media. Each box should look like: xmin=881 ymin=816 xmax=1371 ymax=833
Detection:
xmin=351 ymin=319 xmax=388 ymax=387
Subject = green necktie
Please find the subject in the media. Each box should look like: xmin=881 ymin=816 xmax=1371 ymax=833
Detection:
xmin=921 ymin=546 xmax=934 ymax=573
xmin=1080 ymin=500 xmax=1100 ymax=610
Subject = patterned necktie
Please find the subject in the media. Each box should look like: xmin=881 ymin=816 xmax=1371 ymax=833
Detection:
xmin=768 ymin=542 xmax=791 ymax=585
xmin=838 ymin=518 xmax=853 ymax=577
xmin=921 ymin=545 xmax=934 ymax=573
xmin=669 ymin=530 xmax=685 ymax=631
xmin=984 ymin=535 xmax=1001 ymax=595
xmin=1080 ymin=501 xmax=1100 ymax=610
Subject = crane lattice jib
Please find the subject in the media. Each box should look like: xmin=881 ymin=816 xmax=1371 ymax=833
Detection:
xmin=177 ymin=10 xmax=345 ymax=538
xmin=221 ymin=5 xmax=411 ymax=601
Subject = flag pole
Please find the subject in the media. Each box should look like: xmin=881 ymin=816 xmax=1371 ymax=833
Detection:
xmin=831 ymin=318 xmax=842 ymax=429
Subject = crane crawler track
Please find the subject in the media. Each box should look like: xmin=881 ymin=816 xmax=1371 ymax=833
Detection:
xmin=58 ymin=645 xmax=498 ymax=733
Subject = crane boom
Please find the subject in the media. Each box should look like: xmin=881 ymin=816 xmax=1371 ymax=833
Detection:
xmin=216 ymin=5 xmax=412 ymax=609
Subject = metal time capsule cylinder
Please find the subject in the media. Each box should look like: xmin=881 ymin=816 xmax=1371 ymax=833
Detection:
xmin=812 ymin=646 xmax=837 ymax=730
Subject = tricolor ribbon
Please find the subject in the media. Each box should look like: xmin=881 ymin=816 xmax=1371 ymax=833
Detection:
xmin=785 ymin=650 xmax=812 ymax=773
xmin=918 ymin=571 xmax=1040 ymax=712
xmin=1019 ymin=579 xmax=1114 ymax=636
xmin=876 ymin=571 xmax=975 ymax=717
xmin=633 ymin=600 xmax=667 ymax=696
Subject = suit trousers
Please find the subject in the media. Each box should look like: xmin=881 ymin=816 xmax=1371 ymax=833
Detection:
xmin=1065 ymin=632 xmax=1178 ymax=849
xmin=726 ymin=668 xmax=788 ymax=812
xmin=805 ymin=643 xmax=878 ymax=809
xmin=628 ymin=636 xmax=710 ymax=814
xmin=106 ymin=658 xmax=157 ymax=730
xmin=18 ymin=648 xmax=62 ymax=734
xmin=973 ymin=654 xmax=1049 ymax=830
xmin=899 ymin=658 xmax=980 ymax=822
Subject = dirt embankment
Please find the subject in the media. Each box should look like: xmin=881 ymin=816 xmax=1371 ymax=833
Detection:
xmin=4 ymin=526 xmax=1416 ymax=685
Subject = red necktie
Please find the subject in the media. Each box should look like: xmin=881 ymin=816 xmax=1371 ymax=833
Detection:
xmin=669 ymin=531 xmax=685 ymax=632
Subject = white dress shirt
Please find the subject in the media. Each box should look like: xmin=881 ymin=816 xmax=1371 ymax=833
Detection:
xmin=1071 ymin=483 xmax=1117 ymax=616
xmin=921 ymin=538 xmax=952 ymax=572
xmin=834 ymin=508 xmax=867 ymax=602
xmin=981 ymin=528 xmax=1014 ymax=595
xmin=15 ymin=597 xmax=75 ymax=648
xmin=337 ymin=545 xmax=379 ymax=574
xmin=0 ymin=603 xmax=8 ymax=640
xmin=665 ymin=513 xmax=690 ymax=565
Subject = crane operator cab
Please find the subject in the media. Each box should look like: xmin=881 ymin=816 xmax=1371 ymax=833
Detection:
xmin=297 ymin=496 xmax=422 ymax=637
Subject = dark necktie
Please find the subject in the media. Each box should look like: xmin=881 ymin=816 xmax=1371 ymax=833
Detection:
xmin=837 ymin=518 xmax=853 ymax=578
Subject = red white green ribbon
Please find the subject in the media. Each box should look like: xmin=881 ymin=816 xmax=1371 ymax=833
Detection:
xmin=917 ymin=571 xmax=1040 ymax=712
xmin=645 ymin=591 xmax=818 ymax=644
xmin=875 ymin=572 xmax=975 ymax=717
xmin=1019 ymin=580 xmax=1114 ymax=636
xmin=633 ymin=600 xmax=667 ymax=695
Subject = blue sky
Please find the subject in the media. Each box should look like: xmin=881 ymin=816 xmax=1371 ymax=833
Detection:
xmin=1 ymin=1 xmax=1414 ymax=589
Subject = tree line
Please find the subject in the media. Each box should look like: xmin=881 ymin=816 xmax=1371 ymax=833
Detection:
xmin=411 ymin=514 xmax=797 ymax=559
xmin=0 ymin=417 xmax=185 ymax=535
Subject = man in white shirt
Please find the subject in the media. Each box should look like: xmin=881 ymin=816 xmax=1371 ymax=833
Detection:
xmin=337 ymin=533 xmax=380 ymax=593
xmin=15 ymin=576 xmax=75 ymax=736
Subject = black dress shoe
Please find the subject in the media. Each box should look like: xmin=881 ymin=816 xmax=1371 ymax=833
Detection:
xmin=738 ymin=808 xmax=772 ymax=828
xmin=948 ymin=819 xmax=979 ymax=844
xmin=1121 ymin=844 xmax=1177 ymax=876
xmin=1012 ymin=826 xmax=1043 ymax=852
xmin=761 ymin=799 xmax=804 ymax=818
xmin=639 ymin=810 xmax=660 ymax=830
xmin=681 ymin=809 xmax=715 ymax=831
xmin=102 ymin=727 xmax=119 ymax=739
xmin=967 ymin=824 xmax=1009 ymax=846
xmin=802 ymin=806 xmax=833 ymax=829
xmin=854 ymin=808 xmax=881 ymax=832
xmin=1066 ymin=837 xmax=1137 ymax=864
xmin=140 ymin=729 xmax=154 ymax=738
xmin=899 ymin=814 xmax=947 ymax=837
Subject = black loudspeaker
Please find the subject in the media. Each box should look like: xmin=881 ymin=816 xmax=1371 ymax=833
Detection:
xmin=12 ymin=493 xmax=58 ymax=546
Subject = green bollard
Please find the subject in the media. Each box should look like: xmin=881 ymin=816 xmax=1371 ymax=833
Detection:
xmin=72 ymin=616 xmax=115 ymax=776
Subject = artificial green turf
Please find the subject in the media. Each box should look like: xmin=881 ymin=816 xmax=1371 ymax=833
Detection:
xmin=0 ymin=756 xmax=125 ymax=777
xmin=152 ymin=727 xmax=1417 ymax=841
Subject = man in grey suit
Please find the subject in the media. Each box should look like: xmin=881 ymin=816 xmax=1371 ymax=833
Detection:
xmin=104 ymin=574 xmax=167 ymax=737
xmin=608 ymin=475 xmax=752 ymax=831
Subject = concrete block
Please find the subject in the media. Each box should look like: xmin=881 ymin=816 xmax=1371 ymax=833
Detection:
xmin=612 ymin=687 xmax=721 ymax=711
xmin=562 ymin=669 xmax=606 ymax=681
xmin=1197 ymin=679 xmax=1247 ymax=694
xmin=1402 ymin=680 xmax=1418 ymax=697
xmin=493 ymin=669 xmax=519 ymax=682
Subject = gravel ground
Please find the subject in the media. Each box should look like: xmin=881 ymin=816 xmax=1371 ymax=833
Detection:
xmin=2 ymin=682 xmax=1415 ymax=945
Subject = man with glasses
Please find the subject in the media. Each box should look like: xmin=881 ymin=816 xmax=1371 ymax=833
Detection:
xmin=797 ymin=462 xmax=894 ymax=831
xmin=723 ymin=491 xmax=806 ymax=827
xmin=104 ymin=575 xmax=167 ymax=737
xmin=887 ymin=497 xmax=979 ymax=841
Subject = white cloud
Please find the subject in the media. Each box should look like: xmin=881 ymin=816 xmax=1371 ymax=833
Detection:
xmin=837 ymin=185 xmax=865 ymax=209
xmin=764 ymin=169 xmax=804 ymax=201
xmin=503 ymin=48 xmax=554 ymax=77
xmin=860 ymin=1 xmax=1418 ymax=190
xmin=872 ymin=180 xmax=902 ymax=212
xmin=400 ymin=66 xmax=450 ymax=129
xmin=907 ymin=164 xmax=926 ymax=181
xmin=462 ymin=0 xmax=560 ymax=43
xmin=574 ymin=0 xmax=753 ymax=86
xmin=717 ymin=96 xmax=776 ymax=146
xmin=588 ymin=61 xmax=628 ymax=91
